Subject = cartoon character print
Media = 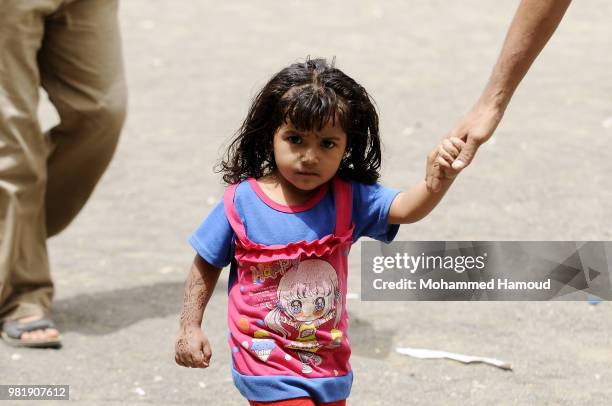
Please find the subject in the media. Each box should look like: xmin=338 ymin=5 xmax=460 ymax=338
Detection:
xmin=264 ymin=259 xmax=343 ymax=374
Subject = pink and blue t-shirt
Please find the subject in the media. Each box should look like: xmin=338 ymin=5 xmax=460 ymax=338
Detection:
xmin=189 ymin=178 xmax=400 ymax=403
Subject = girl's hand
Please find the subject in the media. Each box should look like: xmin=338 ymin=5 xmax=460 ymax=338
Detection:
xmin=175 ymin=325 xmax=212 ymax=368
xmin=426 ymin=137 xmax=465 ymax=192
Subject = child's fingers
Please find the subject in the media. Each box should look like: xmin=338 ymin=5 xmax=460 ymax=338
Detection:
xmin=449 ymin=136 xmax=466 ymax=151
xmin=441 ymin=139 xmax=460 ymax=157
xmin=192 ymin=351 xmax=209 ymax=368
xmin=175 ymin=335 xmax=208 ymax=368
xmin=194 ymin=342 xmax=212 ymax=368
xmin=436 ymin=154 xmax=452 ymax=169
xmin=186 ymin=338 xmax=208 ymax=368
xmin=203 ymin=341 xmax=212 ymax=363
xmin=180 ymin=346 xmax=195 ymax=367
xmin=176 ymin=352 xmax=193 ymax=367
xmin=175 ymin=337 xmax=191 ymax=366
xmin=185 ymin=350 xmax=198 ymax=367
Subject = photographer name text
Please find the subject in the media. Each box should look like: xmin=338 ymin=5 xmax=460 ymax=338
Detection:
xmin=372 ymin=278 xmax=552 ymax=291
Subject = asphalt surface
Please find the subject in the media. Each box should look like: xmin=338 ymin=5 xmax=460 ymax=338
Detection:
xmin=1 ymin=1 xmax=611 ymax=405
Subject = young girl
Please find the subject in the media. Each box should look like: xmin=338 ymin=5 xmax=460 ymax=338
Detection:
xmin=175 ymin=58 xmax=464 ymax=406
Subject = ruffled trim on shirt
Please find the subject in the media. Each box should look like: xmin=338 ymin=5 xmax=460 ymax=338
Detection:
xmin=234 ymin=225 xmax=354 ymax=262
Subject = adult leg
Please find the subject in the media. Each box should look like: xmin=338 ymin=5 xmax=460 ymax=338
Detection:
xmin=40 ymin=0 xmax=127 ymax=237
xmin=0 ymin=0 xmax=61 ymax=329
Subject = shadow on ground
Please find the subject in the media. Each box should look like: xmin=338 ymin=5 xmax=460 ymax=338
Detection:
xmin=52 ymin=282 xmax=190 ymax=335
xmin=51 ymin=282 xmax=396 ymax=359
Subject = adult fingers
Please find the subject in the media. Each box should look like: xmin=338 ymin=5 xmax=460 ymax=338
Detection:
xmin=452 ymin=136 xmax=481 ymax=170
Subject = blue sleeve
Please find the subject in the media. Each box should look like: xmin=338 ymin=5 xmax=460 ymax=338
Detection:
xmin=351 ymin=181 xmax=401 ymax=243
xmin=188 ymin=199 xmax=234 ymax=269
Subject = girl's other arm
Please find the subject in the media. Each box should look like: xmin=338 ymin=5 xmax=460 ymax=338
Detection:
xmin=175 ymin=255 xmax=222 ymax=368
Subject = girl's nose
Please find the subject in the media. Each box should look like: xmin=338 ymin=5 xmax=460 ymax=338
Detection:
xmin=301 ymin=148 xmax=319 ymax=166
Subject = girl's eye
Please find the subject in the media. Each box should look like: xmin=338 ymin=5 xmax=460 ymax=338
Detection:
xmin=288 ymin=135 xmax=302 ymax=144
xmin=321 ymin=140 xmax=336 ymax=149
xmin=314 ymin=297 xmax=325 ymax=311
xmin=290 ymin=300 xmax=302 ymax=314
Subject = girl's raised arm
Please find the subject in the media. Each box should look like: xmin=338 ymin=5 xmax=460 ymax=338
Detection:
xmin=388 ymin=140 xmax=461 ymax=224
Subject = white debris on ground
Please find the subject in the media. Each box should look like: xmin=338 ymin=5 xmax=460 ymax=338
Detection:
xmin=396 ymin=346 xmax=512 ymax=371
xmin=133 ymin=387 xmax=146 ymax=396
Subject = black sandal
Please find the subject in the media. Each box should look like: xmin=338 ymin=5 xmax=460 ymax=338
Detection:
xmin=1 ymin=318 xmax=62 ymax=348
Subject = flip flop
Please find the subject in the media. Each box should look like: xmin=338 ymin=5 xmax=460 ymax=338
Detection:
xmin=1 ymin=318 xmax=62 ymax=348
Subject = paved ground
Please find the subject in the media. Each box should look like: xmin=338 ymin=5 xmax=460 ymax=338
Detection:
xmin=1 ymin=0 xmax=611 ymax=405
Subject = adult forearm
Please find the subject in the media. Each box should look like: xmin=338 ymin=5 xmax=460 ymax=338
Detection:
xmin=482 ymin=0 xmax=571 ymax=110
xmin=179 ymin=255 xmax=221 ymax=328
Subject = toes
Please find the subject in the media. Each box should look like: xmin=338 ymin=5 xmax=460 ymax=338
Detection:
xmin=20 ymin=328 xmax=60 ymax=342
xmin=46 ymin=328 xmax=60 ymax=338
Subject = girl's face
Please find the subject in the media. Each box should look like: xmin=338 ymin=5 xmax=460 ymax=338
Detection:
xmin=272 ymin=119 xmax=347 ymax=192
xmin=284 ymin=290 xmax=334 ymax=322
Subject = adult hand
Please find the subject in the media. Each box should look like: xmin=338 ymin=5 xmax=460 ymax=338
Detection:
xmin=427 ymin=102 xmax=504 ymax=192
xmin=175 ymin=325 xmax=212 ymax=368
xmin=449 ymin=102 xmax=504 ymax=170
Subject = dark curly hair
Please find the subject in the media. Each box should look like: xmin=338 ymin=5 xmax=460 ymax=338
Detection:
xmin=218 ymin=57 xmax=382 ymax=185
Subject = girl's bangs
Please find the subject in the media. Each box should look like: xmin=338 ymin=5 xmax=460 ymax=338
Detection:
xmin=281 ymin=86 xmax=348 ymax=132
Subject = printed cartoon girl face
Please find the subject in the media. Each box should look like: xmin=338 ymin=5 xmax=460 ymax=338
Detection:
xmin=264 ymin=259 xmax=342 ymax=338
xmin=277 ymin=259 xmax=338 ymax=322
xmin=284 ymin=290 xmax=334 ymax=322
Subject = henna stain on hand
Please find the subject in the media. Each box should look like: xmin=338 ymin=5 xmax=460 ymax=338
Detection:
xmin=179 ymin=266 xmax=209 ymax=327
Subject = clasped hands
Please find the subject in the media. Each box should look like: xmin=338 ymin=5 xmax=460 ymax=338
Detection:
xmin=426 ymin=102 xmax=503 ymax=192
